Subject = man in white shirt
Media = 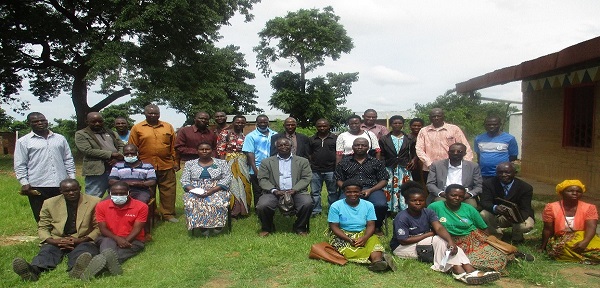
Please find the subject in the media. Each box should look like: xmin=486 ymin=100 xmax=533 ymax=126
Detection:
xmin=14 ymin=112 xmax=76 ymax=222
xmin=426 ymin=143 xmax=482 ymax=208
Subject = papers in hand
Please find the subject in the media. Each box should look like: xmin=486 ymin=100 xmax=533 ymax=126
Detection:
xmin=189 ymin=188 xmax=206 ymax=195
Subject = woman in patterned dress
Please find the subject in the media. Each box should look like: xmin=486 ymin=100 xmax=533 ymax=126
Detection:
xmin=181 ymin=142 xmax=232 ymax=236
xmin=216 ymin=115 xmax=251 ymax=217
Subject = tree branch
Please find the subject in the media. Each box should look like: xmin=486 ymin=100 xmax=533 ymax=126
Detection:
xmin=90 ymin=88 xmax=132 ymax=111
xmin=37 ymin=41 xmax=75 ymax=75
xmin=46 ymin=0 xmax=88 ymax=32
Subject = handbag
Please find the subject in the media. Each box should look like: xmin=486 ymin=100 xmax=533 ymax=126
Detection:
xmin=308 ymin=242 xmax=348 ymax=265
xmin=278 ymin=191 xmax=295 ymax=216
xmin=416 ymin=237 xmax=435 ymax=263
xmin=364 ymin=131 xmax=377 ymax=157
xmin=485 ymin=235 xmax=518 ymax=255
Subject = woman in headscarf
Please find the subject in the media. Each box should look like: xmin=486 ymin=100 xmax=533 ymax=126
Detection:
xmin=540 ymin=180 xmax=600 ymax=263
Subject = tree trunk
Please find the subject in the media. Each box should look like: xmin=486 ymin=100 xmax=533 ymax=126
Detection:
xmin=299 ymin=58 xmax=306 ymax=95
xmin=72 ymin=73 xmax=91 ymax=130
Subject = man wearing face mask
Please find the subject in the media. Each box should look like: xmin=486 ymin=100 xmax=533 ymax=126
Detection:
xmin=75 ymin=112 xmax=125 ymax=198
xmin=85 ymin=181 xmax=147 ymax=280
xmin=108 ymin=144 xmax=157 ymax=204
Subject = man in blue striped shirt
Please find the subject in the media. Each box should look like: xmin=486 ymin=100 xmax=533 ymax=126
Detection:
xmin=14 ymin=112 xmax=76 ymax=222
xmin=474 ymin=116 xmax=518 ymax=180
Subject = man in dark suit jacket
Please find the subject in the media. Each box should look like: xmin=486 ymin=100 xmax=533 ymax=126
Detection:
xmin=257 ymin=137 xmax=313 ymax=237
xmin=12 ymin=179 xmax=102 ymax=281
xmin=270 ymin=117 xmax=311 ymax=158
xmin=479 ymin=162 xmax=534 ymax=243
xmin=426 ymin=143 xmax=482 ymax=208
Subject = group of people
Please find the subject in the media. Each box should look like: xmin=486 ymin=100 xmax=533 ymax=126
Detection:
xmin=11 ymin=105 xmax=600 ymax=283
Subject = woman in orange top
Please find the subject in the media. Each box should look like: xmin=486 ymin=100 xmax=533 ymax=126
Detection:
xmin=540 ymin=180 xmax=600 ymax=263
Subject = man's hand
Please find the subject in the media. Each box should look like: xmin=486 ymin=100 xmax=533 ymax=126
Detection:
xmin=114 ymin=236 xmax=132 ymax=248
xmin=273 ymin=190 xmax=285 ymax=196
xmin=495 ymin=205 xmax=509 ymax=216
xmin=361 ymin=189 xmax=372 ymax=198
xmin=19 ymin=184 xmax=41 ymax=196
xmin=111 ymin=152 xmax=124 ymax=161
xmin=285 ymin=189 xmax=296 ymax=195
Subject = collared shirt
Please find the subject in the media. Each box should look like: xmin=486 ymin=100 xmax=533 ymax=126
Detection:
xmin=96 ymin=198 xmax=148 ymax=242
xmin=109 ymin=161 xmax=157 ymax=193
xmin=446 ymin=160 xmax=463 ymax=187
xmin=63 ymin=199 xmax=78 ymax=236
xmin=309 ymin=132 xmax=337 ymax=172
xmin=501 ymin=180 xmax=514 ymax=197
xmin=175 ymin=125 xmax=217 ymax=161
xmin=14 ymin=131 xmax=76 ymax=187
xmin=277 ymin=154 xmax=293 ymax=190
xmin=361 ymin=123 xmax=389 ymax=140
xmin=415 ymin=122 xmax=473 ymax=170
xmin=129 ymin=120 xmax=178 ymax=170
xmin=335 ymin=156 xmax=389 ymax=188
xmin=285 ymin=133 xmax=298 ymax=155
xmin=94 ymin=131 xmax=119 ymax=153
xmin=242 ymin=128 xmax=275 ymax=174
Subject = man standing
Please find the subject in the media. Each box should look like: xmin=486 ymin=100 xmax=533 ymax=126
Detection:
xmin=335 ymin=138 xmax=389 ymax=235
xmin=479 ymin=162 xmax=534 ymax=243
xmin=75 ymin=112 xmax=125 ymax=198
xmin=14 ymin=112 xmax=76 ymax=222
xmin=242 ymin=114 xmax=276 ymax=207
xmin=426 ymin=143 xmax=482 ymax=208
xmin=361 ymin=109 xmax=389 ymax=140
xmin=256 ymin=138 xmax=313 ymax=236
xmin=129 ymin=104 xmax=179 ymax=223
xmin=175 ymin=111 xmax=218 ymax=161
xmin=474 ymin=116 xmax=518 ymax=180
xmin=213 ymin=111 xmax=229 ymax=136
xmin=308 ymin=118 xmax=338 ymax=216
xmin=12 ymin=179 xmax=101 ymax=281
xmin=114 ymin=116 xmax=130 ymax=144
xmin=84 ymin=181 xmax=147 ymax=279
xmin=416 ymin=108 xmax=473 ymax=181
xmin=270 ymin=117 xmax=310 ymax=158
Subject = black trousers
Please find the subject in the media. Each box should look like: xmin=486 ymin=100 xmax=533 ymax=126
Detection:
xmin=256 ymin=193 xmax=313 ymax=233
xmin=31 ymin=242 xmax=99 ymax=272
xmin=28 ymin=187 xmax=61 ymax=222
xmin=249 ymin=174 xmax=263 ymax=208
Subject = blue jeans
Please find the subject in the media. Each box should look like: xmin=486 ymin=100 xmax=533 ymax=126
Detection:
xmin=339 ymin=188 xmax=387 ymax=229
xmin=310 ymin=172 xmax=337 ymax=214
xmin=85 ymin=172 xmax=110 ymax=198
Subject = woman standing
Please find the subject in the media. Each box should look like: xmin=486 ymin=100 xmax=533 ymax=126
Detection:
xmin=391 ymin=181 xmax=499 ymax=284
xmin=540 ymin=180 xmax=600 ymax=263
xmin=216 ymin=115 xmax=251 ymax=217
xmin=428 ymin=184 xmax=515 ymax=271
xmin=379 ymin=115 xmax=416 ymax=212
xmin=181 ymin=142 xmax=232 ymax=236
xmin=328 ymin=179 xmax=394 ymax=272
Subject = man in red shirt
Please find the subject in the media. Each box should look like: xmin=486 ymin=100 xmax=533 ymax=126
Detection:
xmin=81 ymin=181 xmax=147 ymax=280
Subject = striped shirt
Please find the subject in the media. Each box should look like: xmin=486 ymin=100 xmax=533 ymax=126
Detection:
xmin=108 ymin=161 xmax=157 ymax=193
xmin=415 ymin=122 xmax=473 ymax=170
xmin=14 ymin=131 xmax=76 ymax=187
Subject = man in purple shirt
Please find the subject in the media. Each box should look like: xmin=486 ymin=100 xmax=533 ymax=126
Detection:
xmin=175 ymin=111 xmax=218 ymax=161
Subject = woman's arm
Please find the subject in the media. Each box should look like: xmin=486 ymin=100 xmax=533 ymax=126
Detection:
xmin=431 ymin=221 xmax=458 ymax=255
xmin=573 ymin=219 xmax=598 ymax=253
xmin=539 ymin=221 xmax=554 ymax=252
xmin=398 ymin=231 xmax=434 ymax=246
xmin=354 ymin=221 xmax=376 ymax=247
xmin=329 ymin=222 xmax=354 ymax=245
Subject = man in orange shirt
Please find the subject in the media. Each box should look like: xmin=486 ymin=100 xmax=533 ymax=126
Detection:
xmin=129 ymin=104 xmax=180 ymax=223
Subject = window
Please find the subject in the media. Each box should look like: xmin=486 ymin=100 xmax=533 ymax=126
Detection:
xmin=563 ymin=85 xmax=594 ymax=148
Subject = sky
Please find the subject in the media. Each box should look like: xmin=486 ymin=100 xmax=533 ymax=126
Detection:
xmin=4 ymin=0 xmax=600 ymax=127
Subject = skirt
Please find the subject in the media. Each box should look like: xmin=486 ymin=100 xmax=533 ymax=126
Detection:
xmin=328 ymin=229 xmax=385 ymax=264
xmin=226 ymin=152 xmax=251 ymax=217
xmin=547 ymin=230 xmax=600 ymax=263
xmin=183 ymin=179 xmax=230 ymax=230
xmin=453 ymin=229 xmax=513 ymax=271
xmin=383 ymin=166 xmax=411 ymax=212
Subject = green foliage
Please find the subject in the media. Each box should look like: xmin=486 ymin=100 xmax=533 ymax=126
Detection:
xmin=413 ymin=90 xmax=518 ymax=138
xmin=270 ymin=119 xmax=317 ymax=136
xmin=0 ymin=0 xmax=261 ymax=128
xmin=254 ymin=6 xmax=354 ymax=78
xmin=50 ymin=118 xmax=78 ymax=153
xmin=100 ymin=103 xmax=138 ymax=129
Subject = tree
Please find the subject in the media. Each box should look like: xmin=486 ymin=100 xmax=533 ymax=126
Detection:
xmin=100 ymin=103 xmax=137 ymax=129
xmin=254 ymin=6 xmax=356 ymax=127
xmin=0 ymin=0 xmax=260 ymax=128
xmin=413 ymin=89 xmax=519 ymax=139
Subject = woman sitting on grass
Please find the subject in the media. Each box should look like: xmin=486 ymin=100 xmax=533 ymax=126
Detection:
xmin=328 ymin=179 xmax=395 ymax=272
xmin=540 ymin=180 xmax=600 ymax=264
xmin=428 ymin=184 xmax=519 ymax=271
xmin=181 ymin=142 xmax=232 ymax=237
xmin=391 ymin=181 xmax=499 ymax=285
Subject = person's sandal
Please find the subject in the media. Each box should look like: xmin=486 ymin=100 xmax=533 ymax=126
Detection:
xmin=464 ymin=270 xmax=501 ymax=285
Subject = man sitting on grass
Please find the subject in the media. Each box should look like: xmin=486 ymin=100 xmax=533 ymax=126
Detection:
xmin=12 ymin=179 xmax=101 ymax=282
xmin=80 ymin=181 xmax=147 ymax=280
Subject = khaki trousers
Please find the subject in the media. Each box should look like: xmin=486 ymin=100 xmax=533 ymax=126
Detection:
xmin=480 ymin=210 xmax=534 ymax=241
xmin=152 ymin=169 xmax=177 ymax=218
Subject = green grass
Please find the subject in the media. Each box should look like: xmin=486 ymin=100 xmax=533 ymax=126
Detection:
xmin=0 ymin=154 xmax=598 ymax=287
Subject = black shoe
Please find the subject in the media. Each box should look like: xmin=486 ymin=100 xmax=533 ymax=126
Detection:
xmin=368 ymin=260 xmax=388 ymax=272
xmin=69 ymin=252 xmax=93 ymax=279
xmin=80 ymin=254 xmax=107 ymax=281
xmin=515 ymin=251 xmax=535 ymax=262
xmin=12 ymin=258 xmax=39 ymax=282
xmin=101 ymin=249 xmax=122 ymax=276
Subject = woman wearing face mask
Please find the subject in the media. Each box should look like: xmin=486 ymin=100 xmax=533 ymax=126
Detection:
xmin=181 ymin=142 xmax=233 ymax=237
xmin=108 ymin=144 xmax=157 ymax=204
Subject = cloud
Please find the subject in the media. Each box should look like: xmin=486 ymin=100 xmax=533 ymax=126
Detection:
xmin=368 ymin=65 xmax=419 ymax=86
